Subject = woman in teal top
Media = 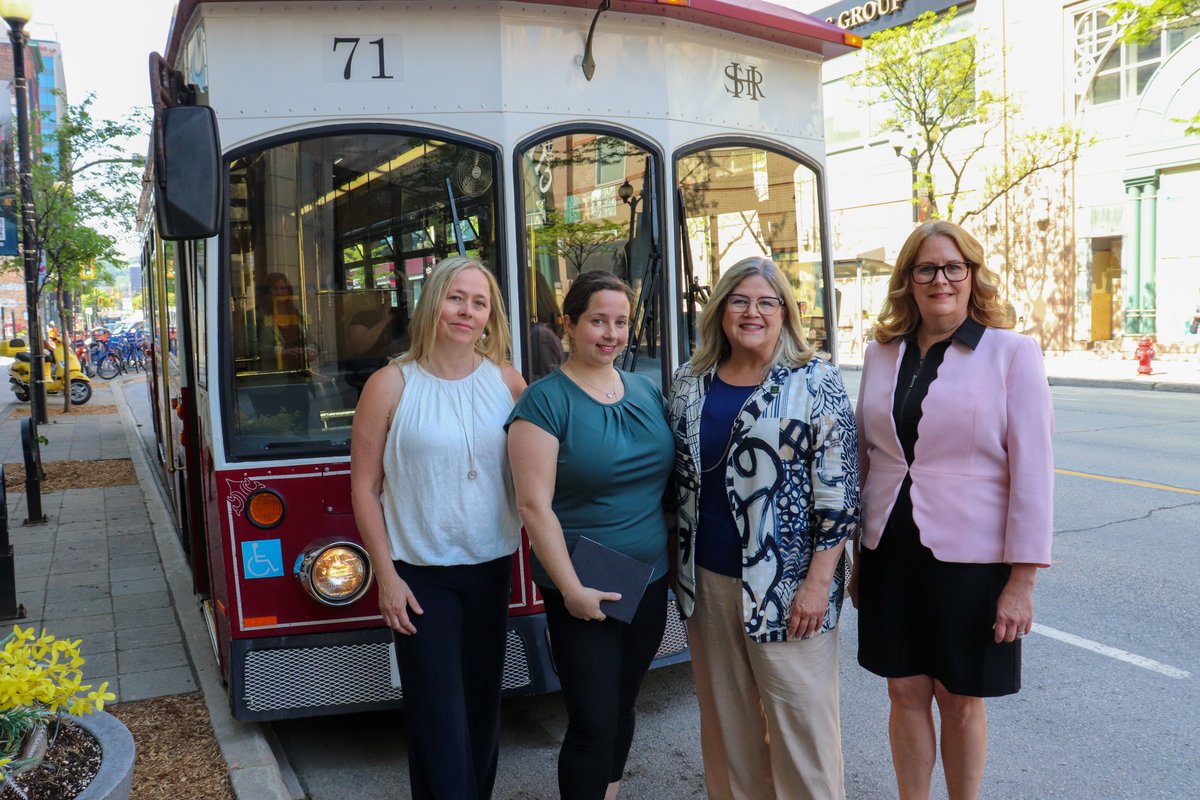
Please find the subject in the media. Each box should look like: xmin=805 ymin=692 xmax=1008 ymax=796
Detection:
xmin=508 ymin=270 xmax=673 ymax=800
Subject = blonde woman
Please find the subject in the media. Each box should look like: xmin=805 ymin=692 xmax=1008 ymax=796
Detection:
xmin=853 ymin=220 xmax=1053 ymax=800
xmin=351 ymin=256 xmax=526 ymax=800
xmin=668 ymin=256 xmax=860 ymax=799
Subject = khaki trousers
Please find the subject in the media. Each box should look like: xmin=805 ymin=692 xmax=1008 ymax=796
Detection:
xmin=688 ymin=567 xmax=846 ymax=800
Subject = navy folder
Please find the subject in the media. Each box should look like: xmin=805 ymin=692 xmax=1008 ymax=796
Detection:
xmin=570 ymin=536 xmax=654 ymax=624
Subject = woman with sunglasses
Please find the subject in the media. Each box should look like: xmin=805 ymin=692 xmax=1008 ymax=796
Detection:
xmin=852 ymin=220 xmax=1054 ymax=800
xmin=667 ymin=256 xmax=860 ymax=799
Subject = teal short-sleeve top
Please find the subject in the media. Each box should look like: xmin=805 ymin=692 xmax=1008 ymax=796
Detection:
xmin=506 ymin=368 xmax=674 ymax=588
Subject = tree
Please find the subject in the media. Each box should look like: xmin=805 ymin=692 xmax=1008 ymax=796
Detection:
xmin=1109 ymin=0 xmax=1200 ymax=134
xmin=535 ymin=212 xmax=626 ymax=276
xmin=28 ymin=94 xmax=146 ymax=410
xmin=1109 ymin=0 xmax=1200 ymax=42
xmin=852 ymin=7 xmax=1090 ymax=223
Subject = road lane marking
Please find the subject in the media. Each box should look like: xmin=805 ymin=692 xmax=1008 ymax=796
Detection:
xmin=1055 ymin=469 xmax=1200 ymax=496
xmin=1032 ymin=623 xmax=1191 ymax=679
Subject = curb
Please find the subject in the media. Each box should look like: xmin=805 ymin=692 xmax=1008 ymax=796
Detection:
xmin=838 ymin=362 xmax=1199 ymax=393
xmin=110 ymin=378 xmax=294 ymax=800
xmin=1045 ymin=376 xmax=1200 ymax=393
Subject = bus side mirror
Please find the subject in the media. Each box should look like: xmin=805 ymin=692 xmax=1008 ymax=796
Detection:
xmin=154 ymin=105 xmax=221 ymax=241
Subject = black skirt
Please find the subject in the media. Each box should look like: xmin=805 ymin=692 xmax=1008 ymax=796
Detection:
xmin=857 ymin=484 xmax=1021 ymax=698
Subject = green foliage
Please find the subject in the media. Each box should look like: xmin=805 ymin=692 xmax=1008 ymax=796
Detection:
xmin=29 ymin=93 xmax=146 ymax=300
xmin=1109 ymin=0 xmax=1200 ymax=44
xmin=1109 ymin=3 xmax=1200 ymax=135
xmin=854 ymin=6 xmax=1090 ymax=222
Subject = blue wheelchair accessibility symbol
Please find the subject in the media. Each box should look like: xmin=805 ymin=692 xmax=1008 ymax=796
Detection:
xmin=241 ymin=539 xmax=284 ymax=579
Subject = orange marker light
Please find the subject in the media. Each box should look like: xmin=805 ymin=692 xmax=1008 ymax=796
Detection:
xmin=247 ymin=490 xmax=286 ymax=528
xmin=844 ymin=32 xmax=863 ymax=48
xmin=656 ymin=0 xmax=689 ymax=5
xmin=243 ymin=616 xmax=278 ymax=628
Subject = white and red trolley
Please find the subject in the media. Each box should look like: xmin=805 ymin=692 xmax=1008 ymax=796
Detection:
xmin=138 ymin=0 xmax=859 ymax=721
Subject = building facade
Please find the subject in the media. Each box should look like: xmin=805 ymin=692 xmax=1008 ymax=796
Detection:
xmin=0 ymin=33 xmax=68 ymax=338
xmin=787 ymin=0 xmax=1200 ymax=354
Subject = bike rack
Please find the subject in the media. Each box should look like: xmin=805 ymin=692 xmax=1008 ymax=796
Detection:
xmin=20 ymin=417 xmax=45 ymax=525
xmin=0 ymin=464 xmax=27 ymax=620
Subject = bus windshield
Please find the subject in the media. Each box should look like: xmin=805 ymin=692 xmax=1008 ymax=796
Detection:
xmin=224 ymin=132 xmax=500 ymax=459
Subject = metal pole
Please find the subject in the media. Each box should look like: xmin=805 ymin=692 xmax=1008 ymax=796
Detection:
xmin=1 ymin=464 xmax=27 ymax=620
xmin=908 ymin=150 xmax=920 ymax=224
xmin=9 ymin=19 xmax=46 ymax=425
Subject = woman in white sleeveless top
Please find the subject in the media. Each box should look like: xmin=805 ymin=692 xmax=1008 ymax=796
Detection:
xmin=351 ymin=256 xmax=526 ymax=800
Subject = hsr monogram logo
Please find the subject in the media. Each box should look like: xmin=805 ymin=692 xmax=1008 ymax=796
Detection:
xmin=725 ymin=63 xmax=765 ymax=101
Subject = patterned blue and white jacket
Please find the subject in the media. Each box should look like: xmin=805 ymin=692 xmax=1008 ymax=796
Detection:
xmin=667 ymin=358 xmax=860 ymax=643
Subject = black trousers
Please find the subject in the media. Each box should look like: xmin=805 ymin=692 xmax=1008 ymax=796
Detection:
xmin=392 ymin=555 xmax=513 ymax=800
xmin=541 ymin=575 xmax=669 ymax=800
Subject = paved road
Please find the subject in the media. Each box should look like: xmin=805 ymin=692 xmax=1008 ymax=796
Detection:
xmin=273 ymin=384 xmax=1199 ymax=799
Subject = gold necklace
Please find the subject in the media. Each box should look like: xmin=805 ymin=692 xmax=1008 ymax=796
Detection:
xmin=564 ymin=363 xmax=618 ymax=399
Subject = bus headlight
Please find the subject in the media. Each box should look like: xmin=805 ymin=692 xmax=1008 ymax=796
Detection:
xmin=295 ymin=540 xmax=372 ymax=606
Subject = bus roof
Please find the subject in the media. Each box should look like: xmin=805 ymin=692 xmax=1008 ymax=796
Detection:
xmin=164 ymin=0 xmax=860 ymax=66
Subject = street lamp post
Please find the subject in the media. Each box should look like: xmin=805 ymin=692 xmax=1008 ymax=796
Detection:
xmin=889 ymin=127 xmax=921 ymax=224
xmin=618 ymin=179 xmax=640 ymax=283
xmin=2 ymin=0 xmax=45 ymax=425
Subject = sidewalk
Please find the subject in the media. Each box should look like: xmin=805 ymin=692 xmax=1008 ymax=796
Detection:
xmin=838 ymin=349 xmax=1200 ymax=392
xmin=0 ymin=376 xmax=291 ymax=800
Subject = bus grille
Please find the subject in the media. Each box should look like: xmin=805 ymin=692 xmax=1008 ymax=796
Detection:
xmin=501 ymin=630 xmax=532 ymax=690
xmin=243 ymin=632 xmax=533 ymax=712
xmin=656 ymin=601 xmax=689 ymax=659
xmin=244 ymin=642 xmax=402 ymax=712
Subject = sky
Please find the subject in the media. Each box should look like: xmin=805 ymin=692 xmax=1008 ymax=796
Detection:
xmin=25 ymin=0 xmax=178 ymax=258
xmin=30 ymin=0 xmax=177 ymax=129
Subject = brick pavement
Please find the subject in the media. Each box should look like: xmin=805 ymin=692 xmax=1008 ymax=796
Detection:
xmin=3 ymin=373 xmax=293 ymax=799
xmin=2 ymin=375 xmax=197 ymax=703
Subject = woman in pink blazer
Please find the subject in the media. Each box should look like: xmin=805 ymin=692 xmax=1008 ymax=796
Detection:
xmin=851 ymin=220 xmax=1053 ymax=800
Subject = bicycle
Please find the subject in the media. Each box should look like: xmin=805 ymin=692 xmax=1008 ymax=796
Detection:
xmin=89 ymin=332 xmax=126 ymax=380
xmin=115 ymin=331 xmax=144 ymax=373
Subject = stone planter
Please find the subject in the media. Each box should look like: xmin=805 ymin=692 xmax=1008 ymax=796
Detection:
xmin=73 ymin=711 xmax=135 ymax=800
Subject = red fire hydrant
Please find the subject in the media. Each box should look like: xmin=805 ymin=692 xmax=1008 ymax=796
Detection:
xmin=1134 ymin=336 xmax=1155 ymax=375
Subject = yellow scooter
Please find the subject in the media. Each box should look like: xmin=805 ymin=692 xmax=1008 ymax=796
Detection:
xmin=8 ymin=338 xmax=93 ymax=405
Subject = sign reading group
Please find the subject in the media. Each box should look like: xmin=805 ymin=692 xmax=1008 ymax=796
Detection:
xmin=813 ymin=0 xmax=961 ymax=38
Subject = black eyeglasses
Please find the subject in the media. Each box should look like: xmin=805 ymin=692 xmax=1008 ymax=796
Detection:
xmin=910 ymin=262 xmax=972 ymax=284
xmin=726 ymin=294 xmax=783 ymax=315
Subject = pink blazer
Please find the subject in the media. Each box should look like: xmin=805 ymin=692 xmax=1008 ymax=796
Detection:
xmin=855 ymin=327 xmax=1053 ymax=566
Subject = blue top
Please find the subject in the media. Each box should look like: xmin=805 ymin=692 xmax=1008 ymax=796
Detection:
xmin=696 ymin=374 xmax=757 ymax=577
xmin=506 ymin=368 xmax=674 ymax=587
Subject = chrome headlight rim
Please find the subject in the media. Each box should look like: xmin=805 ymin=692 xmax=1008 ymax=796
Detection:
xmin=294 ymin=539 xmax=373 ymax=607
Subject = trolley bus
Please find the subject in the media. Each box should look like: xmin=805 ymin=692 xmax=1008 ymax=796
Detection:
xmin=139 ymin=0 xmax=859 ymax=721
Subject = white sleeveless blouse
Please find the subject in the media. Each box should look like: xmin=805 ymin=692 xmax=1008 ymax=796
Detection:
xmin=379 ymin=359 xmax=520 ymax=565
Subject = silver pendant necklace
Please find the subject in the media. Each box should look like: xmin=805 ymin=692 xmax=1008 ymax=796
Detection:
xmin=565 ymin=363 xmax=618 ymax=399
xmin=435 ymin=359 xmax=479 ymax=480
